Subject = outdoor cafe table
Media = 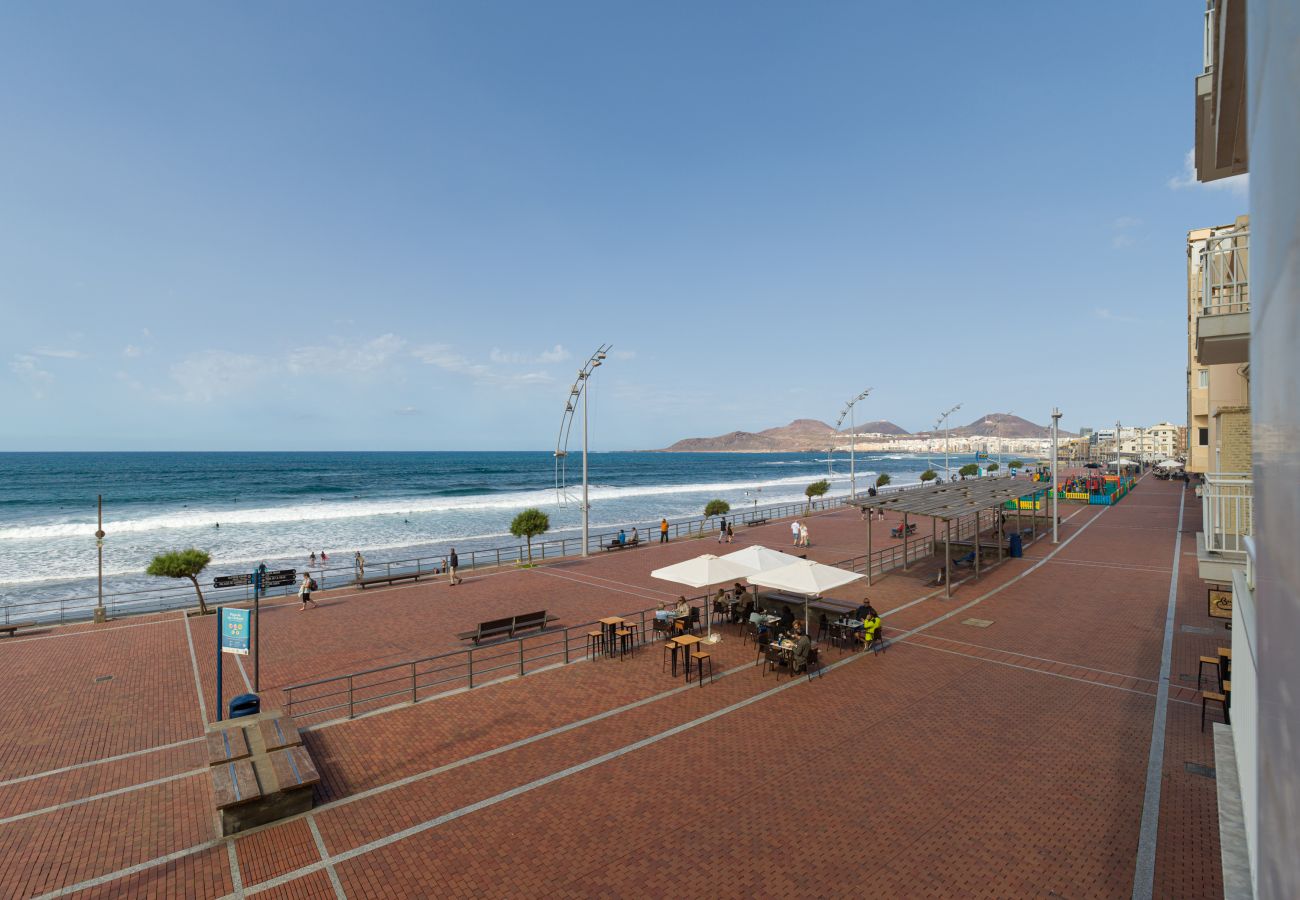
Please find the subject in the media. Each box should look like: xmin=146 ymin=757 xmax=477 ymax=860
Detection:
xmin=830 ymin=618 xmax=863 ymax=650
xmin=600 ymin=617 xmax=625 ymax=658
xmin=672 ymin=633 xmax=703 ymax=678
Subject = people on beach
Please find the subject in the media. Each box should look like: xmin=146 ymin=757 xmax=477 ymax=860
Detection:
xmin=448 ymin=547 xmax=462 ymax=585
xmin=215 ymin=522 xmax=220 ymax=528
xmin=309 ymin=551 xmax=317 ymax=565
xmin=321 ymin=550 xmax=328 ymax=562
xmin=298 ymin=572 xmax=318 ymax=610
xmin=660 ymin=518 xmax=669 ymax=543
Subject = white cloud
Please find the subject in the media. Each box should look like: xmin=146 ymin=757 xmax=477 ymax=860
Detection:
xmin=10 ymin=354 xmax=54 ymax=398
xmin=32 ymin=347 xmax=84 ymax=359
xmin=489 ymin=344 xmax=571 ymax=365
xmin=123 ymin=345 xmax=143 ymax=358
xmin=412 ymin=344 xmax=551 ymax=387
xmin=1168 ymin=148 xmax=1248 ymax=196
xmin=1111 ymin=216 xmax=1141 ymax=250
xmin=611 ymin=349 xmax=637 ymax=361
xmin=1093 ymin=307 xmax=1139 ymax=324
xmin=286 ymin=333 xmax=405 ymax=376
xmin=395 ymin=406 xmax=421 ymax=416
xmin=169 ymin=350 xmax=263 ymax=402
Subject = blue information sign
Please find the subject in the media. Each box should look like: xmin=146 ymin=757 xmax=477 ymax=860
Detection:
xmin=220 ymin=608 xmax=251 ymax=656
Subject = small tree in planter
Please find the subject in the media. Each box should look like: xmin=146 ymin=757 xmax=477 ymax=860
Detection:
xmin=875 ymin=473 xmax=891 ymax=488
xmin=510 ymin=507 xmax=550 ymax=564
xmin=146 ymin=549 xmax=213 ymax=615
xmin=987 ymin=462 xmax=1000 ymax=472
xmin=958 ymin=463 xmax=980 ymax=480
xmin=919 ymin=469 xmax=938 ymax=485
xmin=805 ymin=479 xmax=830 ymax=511
xmin=703 ymin=499 xmax=730 ymax=533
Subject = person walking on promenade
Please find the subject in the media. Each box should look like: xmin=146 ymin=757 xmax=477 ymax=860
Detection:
xmin=717 ymin=517 xmax=727 ymax=543
xmin=791 ymin=520 xmax=801 ymax=546
xmin=297 ymin=572 xmax=318 ymax=611
xmin=448 ymin=547 xmax=462 ymax=585
xmin=660 ymin=518 xmax=669 ymax=543
xmin=726 ymin=521 xmax=734 ymax=543
xmin=631 ymin=526 xmax=639 ymax=544
xmin=799 ymin=522 xmax=810 ymax=548
xmin=354 ymin=551 xmax=365 ymax=580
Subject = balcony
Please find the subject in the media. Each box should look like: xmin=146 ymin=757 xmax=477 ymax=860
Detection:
xmin=1195 ymin=0 xmax=1247 ymax=182
xmin=1195 ymin=227 xmax=1250 ymax=365
xmin=1196 ymin=471 xmax=1253 ymax=582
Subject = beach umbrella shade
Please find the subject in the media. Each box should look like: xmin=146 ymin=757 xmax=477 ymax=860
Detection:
xmin=745 ymin=559 xmax=865 ymax=637
xmin=651 ymin=554 xmax=755 ymax=639
xmin=1156 ymin=459 xmax=1185 ymax=469
xmin=717 ymin=545 xmax=805 ymax=573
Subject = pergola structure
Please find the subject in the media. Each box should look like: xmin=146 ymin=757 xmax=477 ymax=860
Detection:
xmin=850 ymin=478 xmax=1053 ymax=597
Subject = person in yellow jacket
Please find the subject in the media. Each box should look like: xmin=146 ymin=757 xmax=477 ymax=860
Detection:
xmin=659 ymin=518 xmax=669 ymax=543
xmin=862 ymin=613 xmax=882 ymax=650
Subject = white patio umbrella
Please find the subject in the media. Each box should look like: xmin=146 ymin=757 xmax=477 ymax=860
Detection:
xmin=1156 ymin=459 xmax=1185 ymax=469
xmin=650 ymin=554 xmax=755 ymax=640
xmin=745 ymin=559 xmax=864 ymax=636
xmin=718 ymin=545 xmax=804 ymax=573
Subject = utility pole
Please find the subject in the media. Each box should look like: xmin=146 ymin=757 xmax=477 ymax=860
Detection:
xmin=94 ymin=495 xmax=107 ymax=624
xmin=1051 ymin=408 xmax=1062 ymax=544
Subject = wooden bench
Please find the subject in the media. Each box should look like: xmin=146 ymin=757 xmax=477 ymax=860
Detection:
xmin=210 ymin=758 xmax=262 ymax=811
xmin=356 ymin=570 xmax=424 ymax=589
xmin=456 ymin=611 xmax=560 ymax=644
xmin=745 ymin=519 xmax=769 ymax=527
xmin=890 ymin=524 xmax=918 ymax=539
xmin=258 ymin=714 xmax=302 ymax=752
xmin=0 ymin=621 xmax=37 ymax=637
xmin=602 ymin=537 xmax=640 ymax=551
xmin=206 ymin=725 xmax=251 ymax=766
xmin=269 ymin=746 xmax=320 ymax=792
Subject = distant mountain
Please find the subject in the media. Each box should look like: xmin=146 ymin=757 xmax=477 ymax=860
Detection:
xmin=841 ymin=420 xmax=910 ymax=436
xmin=913 ymin=413 xmax=1074 ymax=439
xmin=663 ymin=418 xmax=836 ymax=452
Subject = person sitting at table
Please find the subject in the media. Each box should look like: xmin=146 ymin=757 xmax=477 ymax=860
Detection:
xmin=862 ymin=600 xmax=878 ymax=620
xmin=779 ymin=604 xmax=795 ymax=634
xmin=714 ymin=587 xmax=727 ymax=616
xmin=618 ymin=528 xmax=627 ymax=546
xmin=738 ymin=599 xmax=754 ymax=624
xmin=791 ymin=621 xmax=812 ymax=673
xmin=674 ymin=596 xmax=690 ymax=631
xmin=862 ymin=613 xmax=882 ymax=649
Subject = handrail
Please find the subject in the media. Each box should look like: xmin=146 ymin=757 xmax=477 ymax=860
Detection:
xmin=3 ymin=479 xmax=932 ymax=626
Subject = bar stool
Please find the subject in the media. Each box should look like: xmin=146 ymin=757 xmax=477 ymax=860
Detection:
xmin=585 ymin=630 xmax=606 ymax=660
xmin=662 ymin=640 xmax=680 ymax=676
xmin=690 ymin=651 xmax=713 ymax=687
xmin=623 ymin=621 xmax=640 ymax=647
xmin=615 ymin=627 xmax=634 ymax=660
xmin=1202 ymin=683 xmax=1231 ymax=731
xmin=1198 ymin=655 xmax=1221 ymax=691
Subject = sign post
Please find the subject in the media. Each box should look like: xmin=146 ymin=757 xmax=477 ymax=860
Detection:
xmin=216 ymin=607 xmax=251 ymax=721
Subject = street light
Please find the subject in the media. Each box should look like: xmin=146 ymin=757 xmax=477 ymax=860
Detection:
xmin=1051 ymin=408 xmax=1062 ymax=544
xmin=935 ymin=403 xmax=962 ymax=478
xmin=555 ymin=344 xmax=611 ymax=558
xmin=745 ymin=488 xmax=761 ymax=524
xmin=94 ymin=495 xmax=107 ymax=624
xmin=832 ymin=388 xmax=872 ymax=498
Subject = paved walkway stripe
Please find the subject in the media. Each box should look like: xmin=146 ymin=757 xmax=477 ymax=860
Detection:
xmin=309 ymin=816 xmax=347 ymax=899
xmin=911 ymin=633 xmax=1161 ymax=683
xmin=183 ymin=612 xmax=210 ymax=725
xmin=1132 ymin=487 xmax=1185 ymax=900
xmin=529 ymin=566 xmax=666 ymax=601
xmin=227 ymin=840 xmax=245 ymax=899
xmin=0 ymin=736 xmax=203 ymax=788
xmin=0 ymin=768 xmax=206 ymax=824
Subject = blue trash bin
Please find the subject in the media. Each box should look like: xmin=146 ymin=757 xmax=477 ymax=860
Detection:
xmin=1009 ymin=533 xmax=1023 ymax=558
xmin=229 ymin=693 xmax=260 ymax=719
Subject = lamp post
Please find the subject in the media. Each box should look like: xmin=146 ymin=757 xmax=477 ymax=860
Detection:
xmin=1116 ymin=419 xmax=1122 ymax=474
xmin=1051 ymin=408 xmax=1062 ymax=544
xmin=935 ymin=403 xmax=962 ymax=478
xmin=94 ymin=495 xmax=107 ymax=624
xmin=832 ymin=388 xmax=872 ymax=499
xmin=745 ymin=488 xmax=761 ymax=524
xmin=555 ymin=346 xmax=610 ymax=558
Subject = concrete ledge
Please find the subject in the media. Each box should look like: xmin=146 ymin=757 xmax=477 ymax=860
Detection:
xmin=1213 ymin=723 xmax=1254 ymax=899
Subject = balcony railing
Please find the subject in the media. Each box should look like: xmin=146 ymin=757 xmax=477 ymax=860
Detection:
xmin=1201 ymin=227 xmax=1250 ymax=317
xmin=1202 ymin=471 xmax=1253 ymax=554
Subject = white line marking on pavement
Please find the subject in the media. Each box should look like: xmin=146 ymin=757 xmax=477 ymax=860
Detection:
xmin=309 ymin=817 xmax=347 ymax=899
xmin=910 ymin=634 xmax=1160 ymax=683
xmin=0 ymin=736 xmax=203 ymax=788
xmin=0 ymin=613 xmax=186 ymax=645
xmin=529 ymin=566 xmax=666 ymax=601
xmin=0 ymin=769 xmax=206 ymax=824
xmin=234 ymin=653 xmax=253 ymax=693
xmin=33 ymin=838 xmax=228 ymax=899
xmin=227 ymin=840 xmax=245 ymax=899
xmin=184 ymin=613 xmax=210 ymax=724
xmin=1132 ymin=487 xmax=1185 ymax=900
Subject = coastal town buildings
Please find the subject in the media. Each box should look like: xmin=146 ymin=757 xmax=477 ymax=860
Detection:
xmin=1189 ymin=1 xmax=1300 ymax=896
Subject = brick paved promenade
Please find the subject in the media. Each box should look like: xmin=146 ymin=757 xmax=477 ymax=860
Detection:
xmin=0 ymin=477 xmax=1226 ymax=898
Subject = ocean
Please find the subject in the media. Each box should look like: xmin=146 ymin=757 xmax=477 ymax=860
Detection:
xmin=0 ymin=450 xmax=958 ymax=615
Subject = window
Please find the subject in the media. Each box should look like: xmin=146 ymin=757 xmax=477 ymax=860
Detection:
xmin=1198 ymin=369 xmax=1209 ymax=388
xmin=1198 ymin=428 xmax=1209 ymax=446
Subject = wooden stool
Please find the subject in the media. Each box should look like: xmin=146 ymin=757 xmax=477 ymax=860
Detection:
xmin=689 ymin=651 xmax=713 ymax=687
xmin=622 ymin=621 xmax=640 ymax=647
xmin=585 ymin=630 xmax=606 ymax=660
xmin=615 ymin=628 xmax=634 ymax=660
xmin=1202 ymin=689 xmax=1230 ymax=731
xmin=1198 ymin=656 xmax=1222 ymax=691
xmin=662 ymin=640 xmax=680 ymax=676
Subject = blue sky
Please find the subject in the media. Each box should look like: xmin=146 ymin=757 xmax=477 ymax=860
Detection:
xmin=1 ymin=1 xmax=1248 ymax=451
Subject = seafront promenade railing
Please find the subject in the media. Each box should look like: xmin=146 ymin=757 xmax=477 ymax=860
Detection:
xmin=0 ymin=480 xmax=935 ymax=626
xmin=281 ymin=509 xmax=1000 ymax=725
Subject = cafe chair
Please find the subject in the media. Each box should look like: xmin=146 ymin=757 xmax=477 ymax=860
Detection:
xmin=803 ymin=647 xmax=824 ymax=681
xmin=762 ymin=644 xmax=784 ymax=678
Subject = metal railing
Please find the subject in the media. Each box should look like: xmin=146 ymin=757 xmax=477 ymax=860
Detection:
xmin=2 ymin=480 xmax=934 ymax=626
xmin=281 ymin=508 xmax=1005 ymax=725
xmin=1201 ymin=226 xmax=1249 ymax=317
xmin=1202 ymin=471 xmax=1253 ymax=554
